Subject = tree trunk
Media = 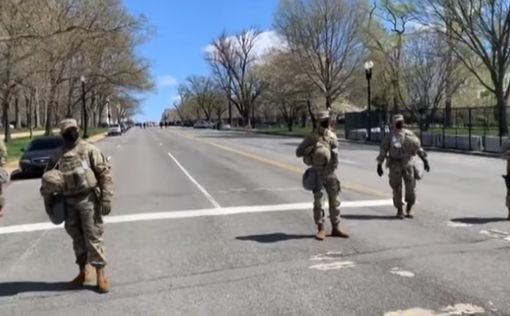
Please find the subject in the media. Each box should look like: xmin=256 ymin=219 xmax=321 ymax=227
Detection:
xmin=25 ymin=94 xmax=33 ymax=139
xmin=2 ymin=97 xmax=10 ymax=143
xmin=326 ymin=94 xmax=332 ymax=110
xmin=45 ymin=79 xmax=57 ymax=136
xmin=308 ymin=100 xmax=316 ymax=131
xmin=14 ymin=93 xmax=21 ymax=129
xmin=287 ymin=119 xmax=293 ymax=132
xmin=34 ymin=89 xmax=41 ymax=128
xmin=497 ymin=90 xmax=508 ymax=136
xmin=301 ymin=112 xmax=307 ymax=128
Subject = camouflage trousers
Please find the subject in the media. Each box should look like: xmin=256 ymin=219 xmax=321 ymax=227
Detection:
xmin=64 ymin=192 xmax=107 ymax=267
xmin=388 ymin=163 xmax=416 ymax=209
xmin=313 ymin=173 xmax=341 ymax=225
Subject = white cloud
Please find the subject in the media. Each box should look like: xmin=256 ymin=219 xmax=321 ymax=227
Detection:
xmin=158 ymin=75 xmax=178 ymax=88
xmin=171 ymin=95 xmax=181 ymax=104
xmin=203 ymin=30 xmax=286 ymax=59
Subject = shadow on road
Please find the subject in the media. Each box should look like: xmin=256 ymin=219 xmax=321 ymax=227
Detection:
xmin=450 ymin=217 xmax=509 ymax=224
xmin=342 ymin=214 xmax=398 ymax=220
xmin=0 ymin=282 xmax=72 ymax=297
xmin=236 ymin=233 xmax=314 ymax=243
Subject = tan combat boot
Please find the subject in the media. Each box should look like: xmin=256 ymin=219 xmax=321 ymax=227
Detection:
xmin=396 ymin=206 xmax=405 ymax=220
xmin=315 ymin=224 xmax=326 ymax=241
xmin=96 ymin=267 xmax=111 ymax=293
xmin=405 ymin=204 xmax=414 ymax=219
xmin=331 ymin=224 xmax=350 ymax=238
xmin=69 ymin=264 xmax=93 ymax=289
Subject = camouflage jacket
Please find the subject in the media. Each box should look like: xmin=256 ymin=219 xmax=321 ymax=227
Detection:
xmin=377 ymin=129 xmax=427 ymax=166
xmin=46 ymin=140 xmax=113 ymax=202
xmin=296 ymin=128 xmax=339 ymax=176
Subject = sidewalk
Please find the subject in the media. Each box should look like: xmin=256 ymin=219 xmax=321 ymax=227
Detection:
xmin=241 ymin=128 xmax=503 ymax=159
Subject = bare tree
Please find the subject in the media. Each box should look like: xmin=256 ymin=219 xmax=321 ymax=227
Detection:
xmin=399 ymin=31 xmax=465 ymax=131
xmin=420 ymin=0 xmax=510 ymax=135
xmin=274 ymin=0 xmax=364 ymax=110
xmin=207 ymin=30 xmax=263 ymax=128
xmin=256 ymin=50 xmax=313 ymax=131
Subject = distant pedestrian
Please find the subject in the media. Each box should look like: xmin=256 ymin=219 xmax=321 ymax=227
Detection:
xmin=377 ymin=114 xmax=430 ymax=219
xmin=296 ymin=110 xmax=349 ymax=240
xmin=41 ymin=119 xmax=114 ymax=293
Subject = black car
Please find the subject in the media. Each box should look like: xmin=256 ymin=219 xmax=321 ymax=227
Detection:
xmin=19 ymin=136 xmax=63 ymax=175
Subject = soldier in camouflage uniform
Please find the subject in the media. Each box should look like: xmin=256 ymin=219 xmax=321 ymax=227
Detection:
xmin=377 ymin=114 xmax=430 ymax=219
xmin=43 ymin=119 xmax=113 ymax=293
xmin=296 ymin=111 xmax=349 ymax=240
xmin=0 ymin=140 xmax=6 ymax=217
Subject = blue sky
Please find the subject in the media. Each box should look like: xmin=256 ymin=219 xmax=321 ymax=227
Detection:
xmin=123 ymin=0 xmax=279 ymax=121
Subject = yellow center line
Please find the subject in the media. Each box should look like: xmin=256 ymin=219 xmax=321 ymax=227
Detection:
xmin=173 ymin=131 xmax=389 ymax=199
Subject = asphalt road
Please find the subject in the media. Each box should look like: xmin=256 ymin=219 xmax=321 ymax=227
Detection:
xmin=0 ymin=127 xmax=509 ymax=316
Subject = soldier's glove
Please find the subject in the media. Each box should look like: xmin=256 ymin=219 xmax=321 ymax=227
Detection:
xmin=99 ymin=200 xmax=112 ymax=216
xmin=377 ymin=164 xmax=384 ymax=177
xmin=423 ymin=160 xmax=431 ymax=173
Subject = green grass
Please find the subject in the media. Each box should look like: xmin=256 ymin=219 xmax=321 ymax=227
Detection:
xmin=4 ymin=128 xmax=106 ymax=162
xmin=7 ymin=137 xmax=31 ymax=162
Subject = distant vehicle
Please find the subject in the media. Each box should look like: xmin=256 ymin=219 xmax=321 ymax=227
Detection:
xmin=19 ymin=136 xmax=63 ymax=176
xmin=222 ymin=124 xmax=232 ymax=130
xmin=193 ymin=121 xmax=208 ymax=129
xmin=108 ymin=124 xmax=122 ymax=136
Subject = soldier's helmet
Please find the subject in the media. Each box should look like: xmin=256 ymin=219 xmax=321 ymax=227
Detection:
xmin=316 ymin=111 xmax=330 ymax=121
xmin=393 ymin=114 xmax=404 ymax=123
xmin=41 ymin=169 xmax=65 ymax=195
xmin=312 ymin=143 xmax=331 ymax=167
xmin=59 ymin=118 xmax=79 ymax=134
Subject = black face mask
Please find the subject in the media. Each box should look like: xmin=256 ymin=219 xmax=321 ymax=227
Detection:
xmin=320 ymin=120 xmax=330 ymax=129
xmin=395 ymin=122 xmax=404 ymax=130
xmin=62 ymin=129 xmax=80 ymax=144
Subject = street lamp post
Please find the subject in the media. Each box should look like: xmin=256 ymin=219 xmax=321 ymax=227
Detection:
xmin=364 ymin=60 xmax=374 ymax=141
xmin=80 ymin=76 xmax=89 ymax=139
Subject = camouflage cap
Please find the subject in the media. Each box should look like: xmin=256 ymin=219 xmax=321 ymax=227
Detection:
xmin=59 ymin=119 xmax=78 ymax=134
xmin=41 ymin=169 xmax=65 ymax=195
xmin=316 ymin=111 xmax=330 ymax=121
xmin=393 ymin=114 xmax=404 ymax=122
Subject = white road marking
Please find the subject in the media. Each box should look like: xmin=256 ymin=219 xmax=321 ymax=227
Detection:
xmin=390 ymin=267 xmax=415 ymax=278
xmin=479 ymin=229 xmax=510 ymax=241
xmin=446 ymin=221 xmax=472 ymax=228
xmin=339 ymin=159 xmax=359 ymax=166
xmin=167 ymin=152 xmax=221 ymax=209
xmin=384 ymin=303 xmax=485 ymax=316
xmin=309 ymin=261 xmax=356 ymax=271
xmin=0 ymin=199 xmax=393 ymax=235
xmin=310 ymin=251 xmax=343 ymax=261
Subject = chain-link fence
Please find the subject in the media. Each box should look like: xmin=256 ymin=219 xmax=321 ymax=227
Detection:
xmin=345 ymin=106 xmax=509 ymax=153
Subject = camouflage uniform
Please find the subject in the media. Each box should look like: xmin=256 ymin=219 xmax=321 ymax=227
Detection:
xmin=45 ymin=120 xmax=113 ymax=268
xmin=0 ymin=140 xmax=6 ymax=214
xmin=297 ymin=111 xmax=348 ymax=240
xmin=377 ymin=115 xmax=428 ymax=218
xmin=297 ymin=128 xmax=341 ymax=225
